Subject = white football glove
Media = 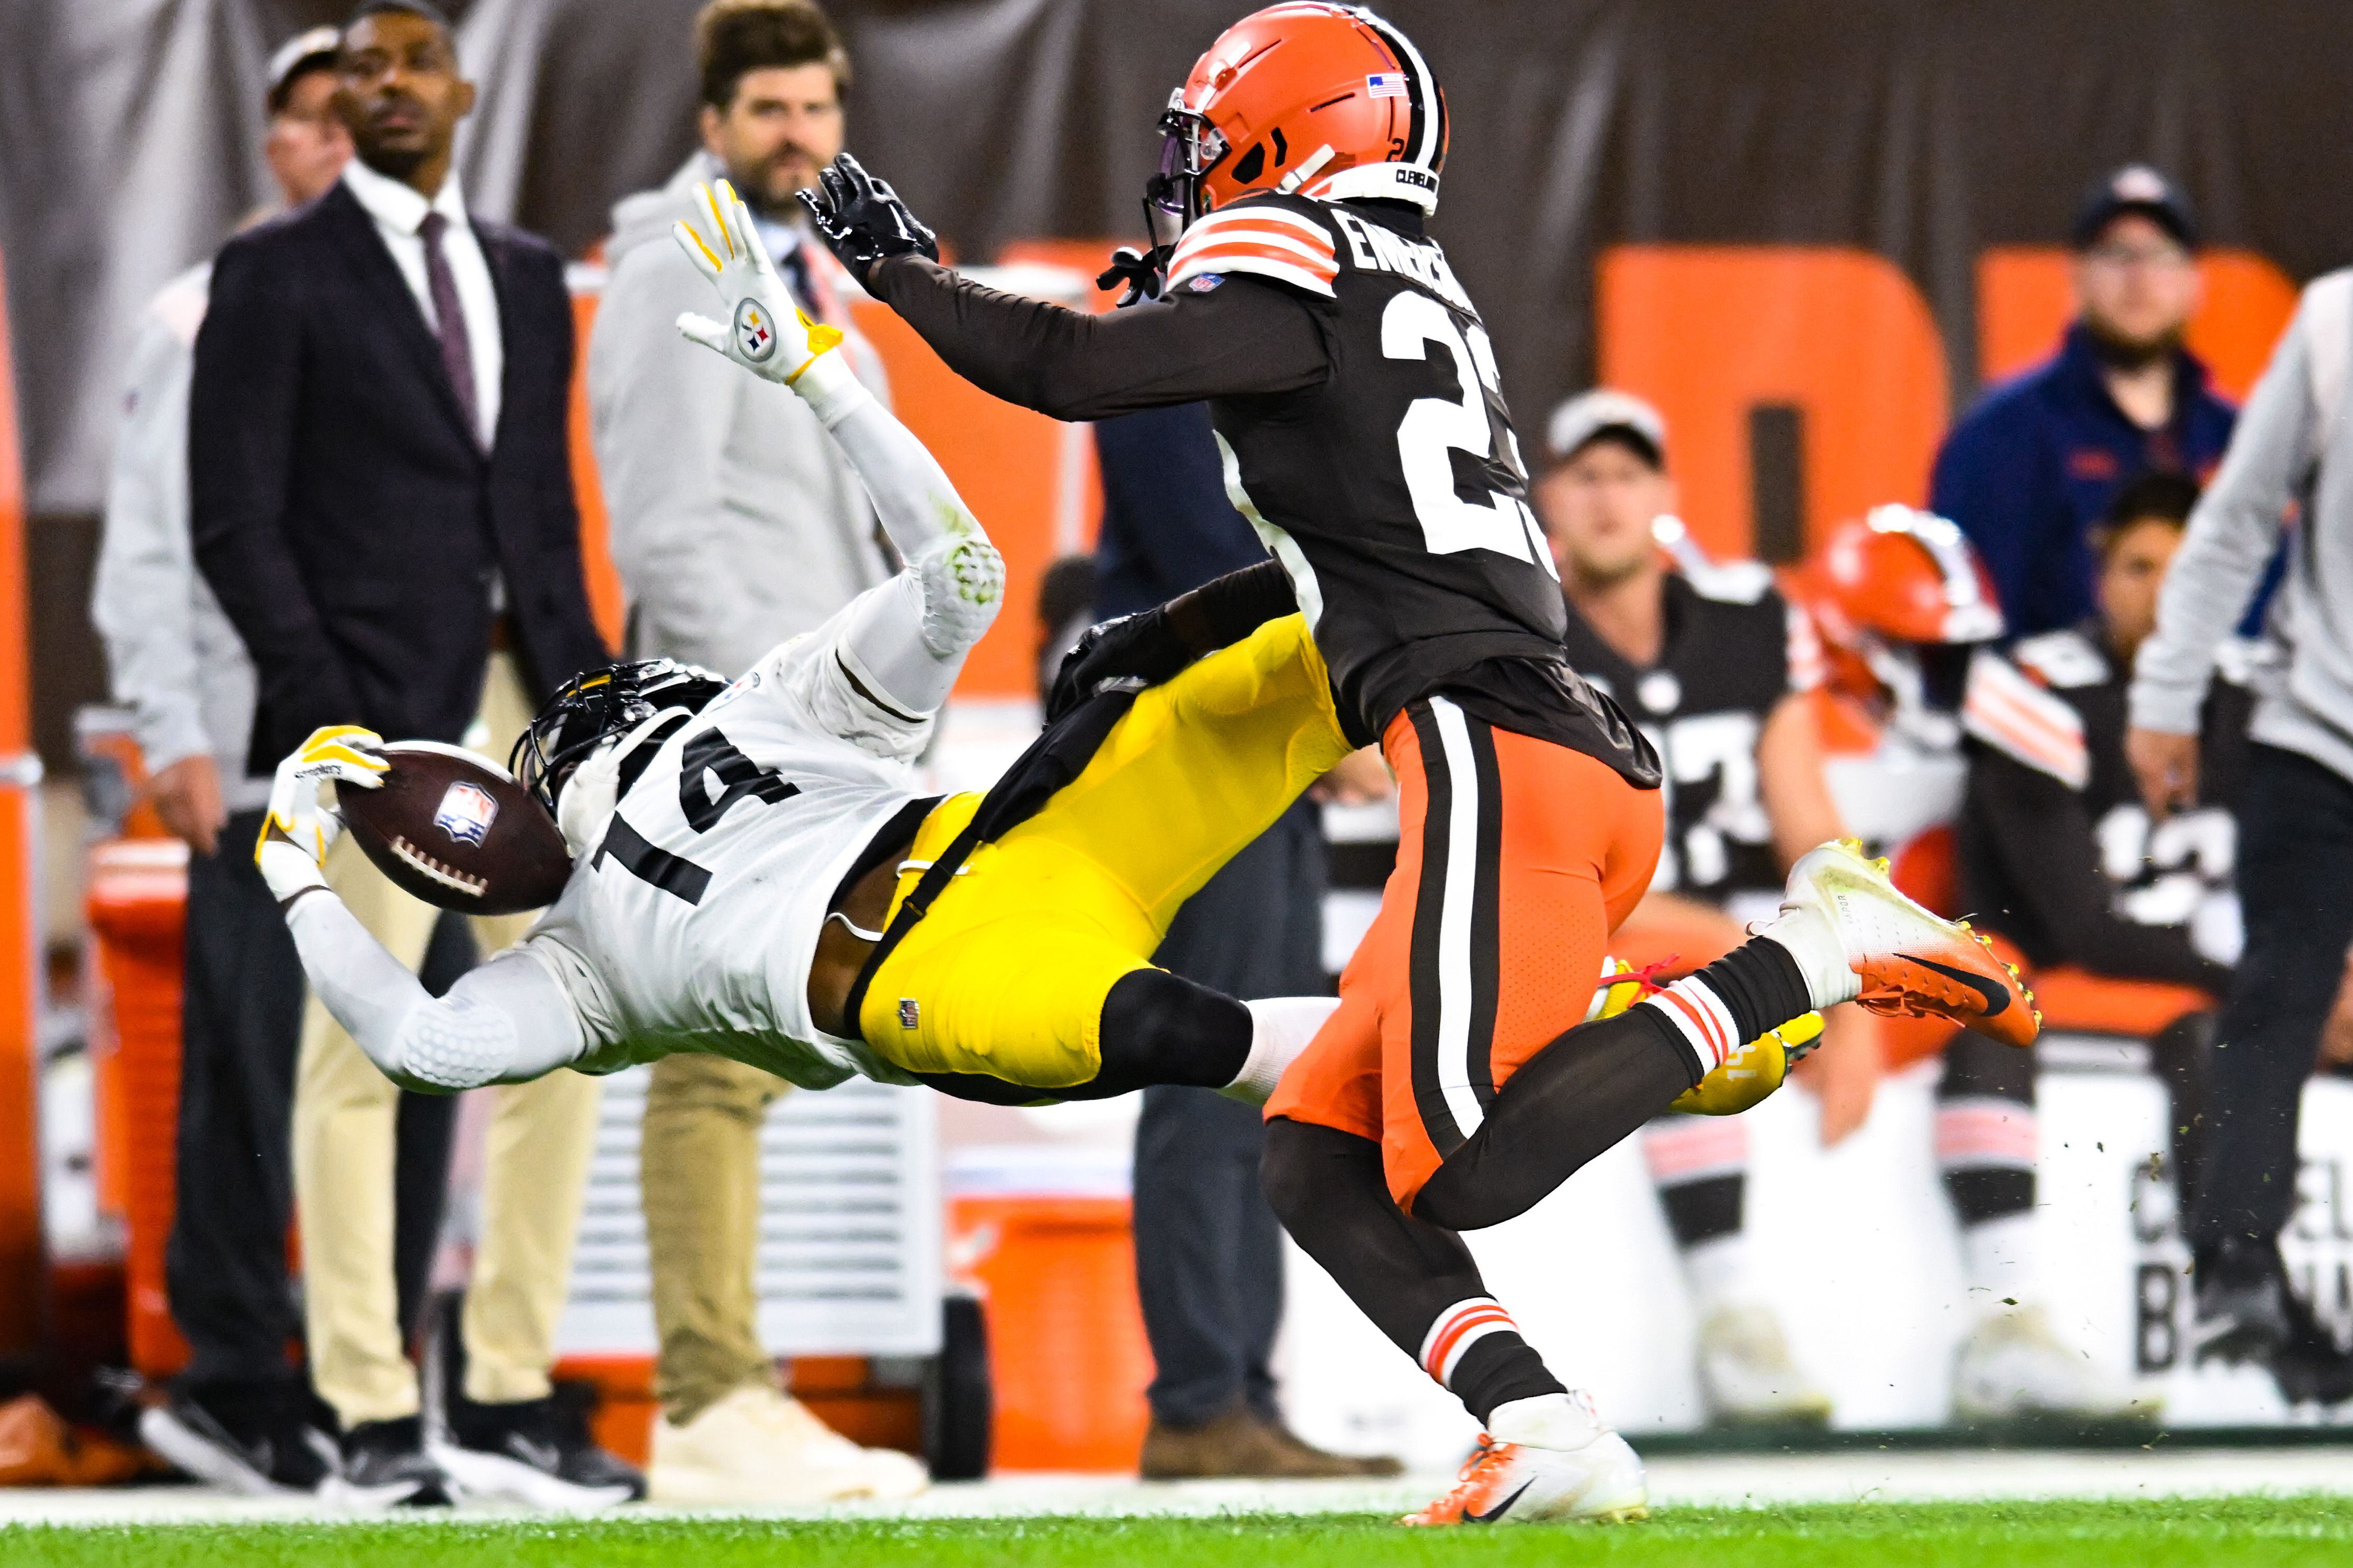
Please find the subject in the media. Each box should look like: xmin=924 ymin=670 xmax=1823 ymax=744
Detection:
xmin=673 ymin=179 xmax=869 ymax=426
xmin=912 ymin=523 xmax=1006 ymax=659
xmin=255 ymin=724 xmax=387 ymax=903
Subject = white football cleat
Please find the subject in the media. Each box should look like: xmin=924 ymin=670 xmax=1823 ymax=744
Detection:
xmin=1696 ymin=1303 xmax=1833 ymax=1426
xmin=646 ymin=1385 xmax=929 ymax=1505
xmin=1952 ymin=1305 xmax=2154 ymax=1423
xmin=1778 ymin=839 xmax=2039 ymax=1047
xmin=1401 ymin=1430 xmax=1649 ymax=1526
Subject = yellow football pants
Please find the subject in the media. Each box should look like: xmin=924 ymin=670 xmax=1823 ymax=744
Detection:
xmin=857 ymin=614 xmax=1350 ymax=1088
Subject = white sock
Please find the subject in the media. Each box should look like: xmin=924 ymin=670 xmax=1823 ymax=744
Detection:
xmin=1487 ymin=1390 xmax=1605 ymax=1450
xmin=1681 ymin=1232 xmax=1753 ymax=1317
xmin=1760 ymin=906 xmax=1860 ymax=1010
xmin=1221 ymin=995 xmax=1341 ymax=1104
xmin=1962 ymin=1211 xmax=2040 ymax=1312
xmin=1638 ymin=976 xmax=1741 ymax=1075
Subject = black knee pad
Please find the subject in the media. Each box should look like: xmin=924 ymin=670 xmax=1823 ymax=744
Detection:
xmin=1939 ymin=1028 xmax=2036 ymax=1104
xmin=1094 ymin=968 xmax=1252 ymax=1095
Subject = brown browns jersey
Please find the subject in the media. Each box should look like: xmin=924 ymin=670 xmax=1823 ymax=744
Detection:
xmin=1165 ymin=193 xmax=1653 ymax=779
xmin=870 ymin=198 xmax=1655 ymax=785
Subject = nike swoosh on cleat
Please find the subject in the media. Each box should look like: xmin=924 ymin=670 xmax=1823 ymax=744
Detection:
xmin=1898 ymin=954 xmax=2008 ymax=1017
xmin=1464 ymin=1481 xmax=1533 ymax=1524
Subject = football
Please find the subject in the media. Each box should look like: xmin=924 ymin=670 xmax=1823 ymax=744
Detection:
xmin=336 ymin=740 xmax=573 ymax=916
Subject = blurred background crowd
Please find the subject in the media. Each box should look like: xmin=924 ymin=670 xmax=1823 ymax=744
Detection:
xmin=0 ymin=0 xmax=2350 ymax=1507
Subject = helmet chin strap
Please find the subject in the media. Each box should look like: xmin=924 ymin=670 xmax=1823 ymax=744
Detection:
xmin=1277 ymin=143 xmax=1336 ymax=194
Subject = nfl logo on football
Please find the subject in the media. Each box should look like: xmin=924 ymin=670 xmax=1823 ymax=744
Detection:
xmin=434 ymin=781 xmax=500 ymax=848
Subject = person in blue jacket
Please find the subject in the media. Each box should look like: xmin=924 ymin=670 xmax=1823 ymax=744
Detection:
xmin=1931 ymin=166 xmax=2236 ymax=636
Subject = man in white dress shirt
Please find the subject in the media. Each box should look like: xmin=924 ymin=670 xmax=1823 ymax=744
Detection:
xmin=187 ymin=0 xmax=630 ymax=1508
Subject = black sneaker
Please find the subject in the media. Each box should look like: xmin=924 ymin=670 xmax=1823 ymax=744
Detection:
xmin=435 ymin=1388 xmax=645 ymax=1508
xmin=138 ymin=1381 xmax=334 ymax=1496
xmin=2193 ymin=1236 xmax=2353 ymax=1407
xmin=328 ymin=1416 xmax=456 ymax=1508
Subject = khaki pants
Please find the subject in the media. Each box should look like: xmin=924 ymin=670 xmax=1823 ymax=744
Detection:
xmin=293 ymin=654 xmax=604 ymax=1424
xmin=642 ymin=1053 xmax=788 ymax=1425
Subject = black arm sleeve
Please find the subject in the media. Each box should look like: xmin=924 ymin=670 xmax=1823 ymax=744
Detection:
xmin=1172 ymin=558 xmax=1299 ymax=652
xmin=1970 ymin=748 xmax=2231 ymax=992
xmin=868 ymin=257 xmax=1331 ymax=421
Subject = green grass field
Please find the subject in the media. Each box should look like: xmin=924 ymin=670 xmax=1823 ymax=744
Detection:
xmin=6 ymin=1500 xmax=2350 ymax=1568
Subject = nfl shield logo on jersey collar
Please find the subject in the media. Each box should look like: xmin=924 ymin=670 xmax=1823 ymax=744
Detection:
xmin=435 ymin=781 xmax=500 ymax=847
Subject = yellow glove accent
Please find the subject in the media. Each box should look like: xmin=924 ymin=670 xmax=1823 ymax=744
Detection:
xmin=1669 ymin=1011 xmax=1824 ymax=1116
xmin=1588 ymin=957 xmax=1822 ymax=1116
xmin=782 ymin=307 xmax=847 ymax=384
xmin=296 ymin=724 xmax=389 ymax=777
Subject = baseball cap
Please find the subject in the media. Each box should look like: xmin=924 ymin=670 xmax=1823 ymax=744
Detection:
xmin=266 ymin=26 xmax=343 ymax=114
xmin=1544 ymin=388 xmax=1667 ymax=471
xmin=2071 ymin=164 xmax=2199 ymax=251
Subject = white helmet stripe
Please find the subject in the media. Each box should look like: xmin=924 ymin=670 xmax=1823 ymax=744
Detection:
xmin=1353 ymin=7 xmax=1439 ymax=170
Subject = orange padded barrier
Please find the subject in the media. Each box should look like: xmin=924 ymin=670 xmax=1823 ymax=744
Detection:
xmin=949 ymin=1193 xmax=1150 ymax=1472
xmin=0 ymin=243 xmax=39 ymax=1359
xmin=82 ymin=840 xmax=193 ymax=1377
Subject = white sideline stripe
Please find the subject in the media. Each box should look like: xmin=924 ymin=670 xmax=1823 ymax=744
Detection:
xmin=14 ymin=1449 xmax=2353 ymax=1525
xmin=1429 ymin=696 xmax=1485 ymax=1139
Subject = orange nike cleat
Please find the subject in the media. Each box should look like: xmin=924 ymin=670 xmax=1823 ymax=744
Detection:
xmin=1780 ymin=839 xmax=2040 ymax=1047
xmin=1401 ymin=1432 xmax=1649 ymax=1526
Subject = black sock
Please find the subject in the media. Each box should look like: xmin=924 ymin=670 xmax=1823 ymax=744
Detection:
xmin=1261 ymin=1118 xmax=1565 ymax=1427
xmin=1411 ymin=1006 xmax=1699 ymax=1232
xmin=1450 ymin=1331 xmax=1569 ymax=1428
xmin=916 ymin=968 xmax=1250 ymax=1104
xmin=1686 ymin=937 xmax=1816 ymax=1046
xmin=1661 ymin=1172 xmax=1744 ymax=1249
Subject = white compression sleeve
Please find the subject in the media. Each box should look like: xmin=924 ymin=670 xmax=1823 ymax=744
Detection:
xmin=284 ymin=892 xmax=586 ymax=1091
xmin=800 ymin=368 xmax=1004 ymax=718
xmin=1222 ymin=996 xmax=1343 ymax=1105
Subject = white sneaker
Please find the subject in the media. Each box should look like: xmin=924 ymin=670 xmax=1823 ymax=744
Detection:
xmin=646 ymin=1384 xmax=929 ymax=1505
xmin=1696 ymin=1303 xmax=1833 ymax=1426
xmin=1401 ymin=1431 xmax=1647 ymax=1525
xmin=1777 ymin=840 xmax=2039 ymax=1047
xmin=1952 ymin=1305 xmax=2155 ymax=1422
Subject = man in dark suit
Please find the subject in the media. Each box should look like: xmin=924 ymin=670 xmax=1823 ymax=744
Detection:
xmin=190 ymin=0 xmax=633 ymax=1509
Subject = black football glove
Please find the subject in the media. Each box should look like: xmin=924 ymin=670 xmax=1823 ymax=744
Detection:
xmin=1045 ymin=610 xmax=1191 ymax=724
xmin=799 ymin=153 xmax=939 ymax=286
xmin=1095 ymin=245 xmax=1172 ymax=309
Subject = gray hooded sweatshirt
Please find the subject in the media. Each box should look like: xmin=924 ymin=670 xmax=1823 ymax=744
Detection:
xmin=2132 ymin=269 xmax=2353 ymax=785
xmin=587 ymin=151 xmax=890 ymax=677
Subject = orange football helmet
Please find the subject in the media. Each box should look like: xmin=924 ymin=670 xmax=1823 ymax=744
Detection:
xmin=1144 ymin=3 xmax=1449 ymax=250
xmin=1798 ymin=505 xmax=2005 ymax=721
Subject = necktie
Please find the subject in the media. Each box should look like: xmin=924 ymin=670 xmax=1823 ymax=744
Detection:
xmin=418 ymin=211 xmax=482 ymax=447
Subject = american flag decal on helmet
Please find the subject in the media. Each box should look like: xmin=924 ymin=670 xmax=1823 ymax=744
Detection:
xmin=899 ymin=998 xmax=920 ymax=1029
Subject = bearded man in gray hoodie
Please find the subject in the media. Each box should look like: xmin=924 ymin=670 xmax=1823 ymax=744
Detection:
xmin=585 ymin=0 xmax=920 ymax=1504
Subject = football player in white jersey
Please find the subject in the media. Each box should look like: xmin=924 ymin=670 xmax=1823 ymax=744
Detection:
xmin=257 ymin=180 xmax=1355 ymax=1112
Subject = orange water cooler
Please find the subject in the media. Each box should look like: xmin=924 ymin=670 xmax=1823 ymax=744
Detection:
xmin=947 ymin=1150 xmax=1152 ymax=1472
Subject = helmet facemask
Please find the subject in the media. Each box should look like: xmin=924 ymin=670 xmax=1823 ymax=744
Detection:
xmin=1145 ymin=93 xmax=1226 ymax=249
xmin=510 ymin=659 xmax=729 ymax=817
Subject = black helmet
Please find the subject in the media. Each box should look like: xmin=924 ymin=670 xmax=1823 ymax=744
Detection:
xmin=510 ymin=658 xmax=729 ymax=814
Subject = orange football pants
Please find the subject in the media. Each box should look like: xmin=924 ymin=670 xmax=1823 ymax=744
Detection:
xmin=1267 ymin=694 xmax=1663 ymax=1210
